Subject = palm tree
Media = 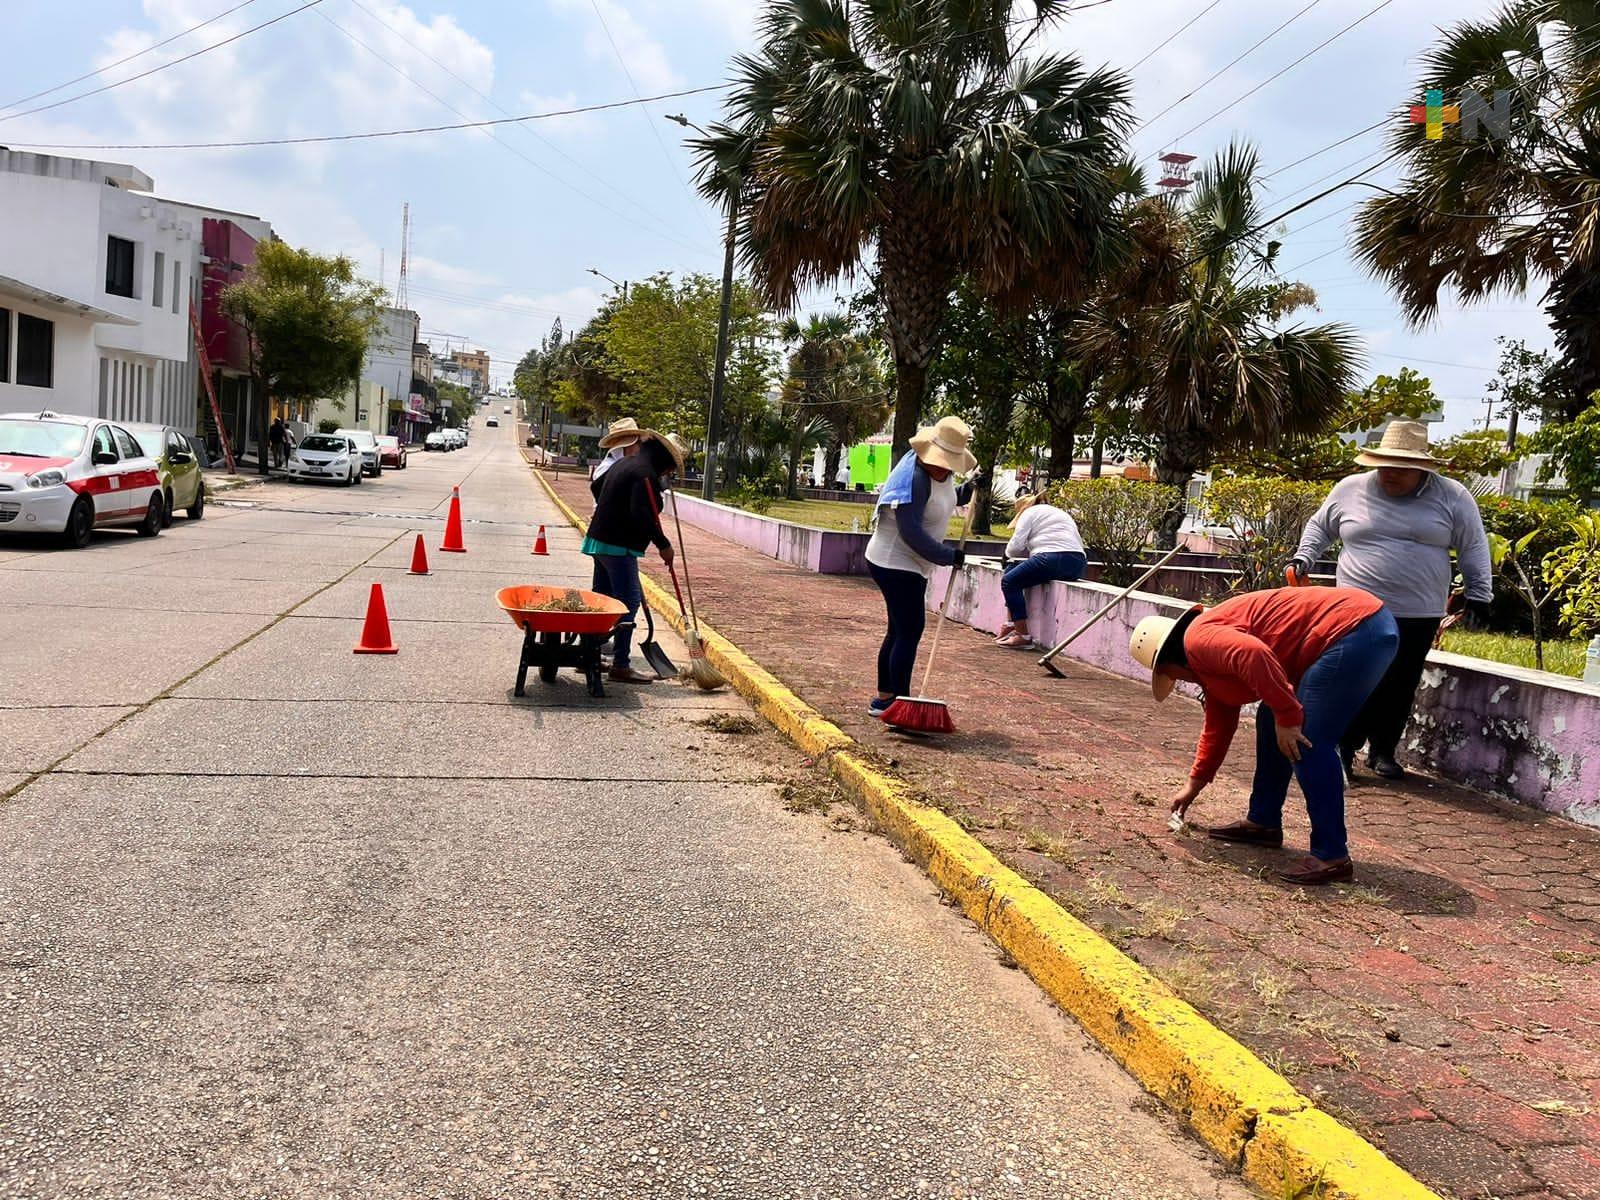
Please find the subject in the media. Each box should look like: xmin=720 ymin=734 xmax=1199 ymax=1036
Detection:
xmin=778 ymin=312 xmax=891 ymax=495
xmin=689 ymin=0 xmax=1132 ymax=463
xmin=1354 ymin=5 xmax=1600 ymax=416
xmin=1078 ymin=144 xmax=1364 ymax=544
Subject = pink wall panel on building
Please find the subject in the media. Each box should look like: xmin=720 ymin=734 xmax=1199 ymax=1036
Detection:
xmin=201 ymin=218 xmax=258 ymax=372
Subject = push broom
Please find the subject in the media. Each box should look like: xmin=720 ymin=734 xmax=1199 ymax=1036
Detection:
xmin=880 ymin=510 xmax=975 ymax=735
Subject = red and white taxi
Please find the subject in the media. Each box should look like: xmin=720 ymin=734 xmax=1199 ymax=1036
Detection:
xmin=0 ymin=411 xmax=166 ymax=548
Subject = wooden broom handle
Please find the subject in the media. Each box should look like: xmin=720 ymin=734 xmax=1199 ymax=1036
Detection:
xmin=668 ymin=488 xmax=700 ymax=630
xmin=915 ymin=502 xmax=974 ymax=697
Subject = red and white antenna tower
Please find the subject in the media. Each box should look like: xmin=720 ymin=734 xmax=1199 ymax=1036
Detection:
xmin=395 ymin=202 xmax=411 ymax=311
xmin=1157 ymin=151 xmax=1197 ymax=202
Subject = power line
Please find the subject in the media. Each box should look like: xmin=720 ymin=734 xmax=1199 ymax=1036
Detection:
xmin=1263 ymin=116 xmax=1393 ymax=179
xmin=338 ymin=0 xmax=697 ymax=253
xmin=0 ymin=0 xmax=328 ymax=124
xmin=3 ymin=84 xmax=729 ymax=151
xmin=0 ymin=0 xmax=265 ymax=114
xmin=312 ymin=3 xmax=706 ymax=257
xmin=1128 ymin=0 xmax=1227 ymax=71
xmin=1134 ymin=0 xmax=1325 ymax=136
xmin=1164 ymin=0 xmax=1400 ymax=145
xmin=587 ymin=0 xmax=716 ymax=239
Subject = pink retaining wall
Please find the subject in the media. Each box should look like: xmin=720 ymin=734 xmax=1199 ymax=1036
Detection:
xmin=940 ymin=561 xmax=1600 ymax=826
xmin=669 ymin=494 xmax=870 ymax=575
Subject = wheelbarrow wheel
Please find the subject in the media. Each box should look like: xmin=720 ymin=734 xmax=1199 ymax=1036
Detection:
xmin=538 ymin=632 xmax=560 ymax=684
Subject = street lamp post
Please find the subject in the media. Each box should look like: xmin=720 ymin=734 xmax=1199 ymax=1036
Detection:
xmin=667 ymin=112 xmax=736 ymax=502
xmin=586 ymin=268 xmax=628 ymax=301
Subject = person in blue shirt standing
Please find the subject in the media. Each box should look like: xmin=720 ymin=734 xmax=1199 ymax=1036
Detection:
xmin=863 ymin=417 xmax=979 ymax=719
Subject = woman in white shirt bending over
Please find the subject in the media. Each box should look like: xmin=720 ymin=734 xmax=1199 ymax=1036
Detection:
xmin=996 ymin=494 xmax=1087 ymax=649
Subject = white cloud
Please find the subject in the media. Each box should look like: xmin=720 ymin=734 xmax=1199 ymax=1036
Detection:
xmin=517 ymin=91 xmax=602 ymax=139
xmin=551 ymin=0 xmax=682 ymax=94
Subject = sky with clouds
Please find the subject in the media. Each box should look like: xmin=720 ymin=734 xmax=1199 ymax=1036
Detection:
xmin=1 ymin=0 xmax=1552 ymax=432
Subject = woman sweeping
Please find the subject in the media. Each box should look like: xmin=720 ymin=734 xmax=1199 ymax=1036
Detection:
xmin=996 ymin=494 xmax=1087 ymax=649
xmin=1129 ymin=586 xmax=1398 ymax=885
xmin=585 ymin=432 xmax=683 ymax=685
xmin=863 ymin=417 xmax=978 ymax=719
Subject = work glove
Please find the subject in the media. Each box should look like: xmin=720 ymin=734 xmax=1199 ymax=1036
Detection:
xmin=1284 ymin=559 xmax=1309 ymax=587
xmin=1464 ymin=601 xmax=1493 ymax=631
xmin=951 ymin=548 xmax=967 ymax=569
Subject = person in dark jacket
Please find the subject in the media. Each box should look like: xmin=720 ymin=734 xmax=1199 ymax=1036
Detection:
xmin=585 ymin=433 xmax=683 ymax=684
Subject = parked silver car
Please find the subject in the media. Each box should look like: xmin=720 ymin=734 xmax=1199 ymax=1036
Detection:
xmin=335 ymin=428 xmax=382 ymax=476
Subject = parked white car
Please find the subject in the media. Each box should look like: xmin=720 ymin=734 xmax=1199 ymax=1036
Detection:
xmin=0 ymin=411 xmax=166 ymax=547
xmin=287 ymin=434 xmax=363 ymax=486
xmin=335 ymin=428 xmax=382 ymax=476
xmin=424 ymin=431 xmax=450 ymax=452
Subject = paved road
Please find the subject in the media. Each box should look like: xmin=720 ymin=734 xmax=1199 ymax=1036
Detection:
xmin=0 ymin=416 xmax=1247 ymax=1199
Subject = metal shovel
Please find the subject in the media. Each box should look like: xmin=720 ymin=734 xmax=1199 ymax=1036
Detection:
xmin=638 ymin=602 xmax=677 ymax=679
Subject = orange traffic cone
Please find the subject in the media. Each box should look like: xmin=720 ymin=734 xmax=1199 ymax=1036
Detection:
xmin=441 ymin=486 xmax=466 ymax=553
xmin=408 ymin=533 xmax=431 ymax=575
xmin=353 ymin=583 xmax=398 ymax=654
xmin=532 ymin=524 xmax=548 ymax=556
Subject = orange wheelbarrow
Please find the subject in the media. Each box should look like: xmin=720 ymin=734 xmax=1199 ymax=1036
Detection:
xmin=496 ymin=584 xmax=628 ymax=698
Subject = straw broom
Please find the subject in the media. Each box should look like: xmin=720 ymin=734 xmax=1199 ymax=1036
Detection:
xmin=666 ymin=488 xmax=727 ymax=692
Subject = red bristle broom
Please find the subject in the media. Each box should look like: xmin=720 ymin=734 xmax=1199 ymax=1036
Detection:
xmin=881 ymin=507 xmax=974 ymax=734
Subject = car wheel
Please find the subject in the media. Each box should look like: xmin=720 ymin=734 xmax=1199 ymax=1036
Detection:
xmin=137 ymin=491 xmax=165 ymax=537
xmin=187 ymin=482 xmax=205 ymax=520
xmin=162 ymin=488 xmax=175 ymax=528
xmin=62 ymin=496 xmax=94 ymax=549
xmin=353 ymin=467 xmax=363 ymax=485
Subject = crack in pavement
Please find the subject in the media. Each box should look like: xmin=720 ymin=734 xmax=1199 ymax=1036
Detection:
xmin=0 ymin=528 xmax=410 ymax=807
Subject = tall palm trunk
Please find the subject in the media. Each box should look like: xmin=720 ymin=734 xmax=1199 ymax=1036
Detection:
xmin=878 ymin=205 xmax=950 ymax=461
xmin=1154 ymin=428 xmax=1207 ymax=549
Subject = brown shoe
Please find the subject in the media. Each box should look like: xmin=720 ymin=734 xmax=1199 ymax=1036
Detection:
xmin=1277 ymin=856 xmax=1354 ymax=886
xmin=608 ymin=665 xmax=655 ymax=685
xmin=1206 ymin=820 xmax=1284 ymax=848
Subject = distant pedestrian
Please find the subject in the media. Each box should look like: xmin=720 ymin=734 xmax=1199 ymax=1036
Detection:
xmin=863 ymin=417 xmax=978 ymax=719
xmin=1288 ymin=421 xmax=1492 ymax=780
xmin=995 ymin=494 xmax=1087 ymax=649
xmin=1131 ymin=586 xmax=1399 ymax=886
xmin=585 ymin=432 xmax=683 ymax=685
xmin=269 ymin=417 xmax=287 ymax=469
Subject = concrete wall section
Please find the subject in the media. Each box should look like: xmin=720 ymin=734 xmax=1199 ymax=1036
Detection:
xmin=669 ymin=493 xmax=872 ymax=575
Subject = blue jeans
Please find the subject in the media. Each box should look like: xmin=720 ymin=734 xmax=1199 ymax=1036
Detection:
xmin=590 ymin=553 xmax=642 ymax=669
xmin=868 ymin=562 xmax=927 ymax=696
xmin=1001 ymin=551 xmax=1087 ymax=621
xmin=1247 ymin=608 xmax=1399 ymax=862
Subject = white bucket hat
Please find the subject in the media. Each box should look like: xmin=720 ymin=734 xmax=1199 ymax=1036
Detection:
xmin=910 ymin=416 xmax=979 ymax=475
xmin=1354 ymin=419 xmax=1439 ymax=471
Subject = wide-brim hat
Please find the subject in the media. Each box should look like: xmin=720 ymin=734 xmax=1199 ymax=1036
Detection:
xmin=1129 ymin=605 xmax=1203 ymax=702
xmin=642 ymin=430 xmax=686 ymax=475
xmin=910 ymin=416 xmax=979 ymax=475
xmin=599 ymin=417 xmax=643 ymax=449
xmin=1354 ymin=419 xmax=1439 ymax=470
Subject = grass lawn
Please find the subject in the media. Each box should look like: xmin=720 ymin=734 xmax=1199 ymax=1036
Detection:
xmin=745 ymin=498 xmax=1013 ymax=541
xmin=1439 ymin=629 xmax=1587 ymax=678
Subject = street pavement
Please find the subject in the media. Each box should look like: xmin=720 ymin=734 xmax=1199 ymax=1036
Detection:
xmin=0 ymin=415 xmax=1247 ymax=1199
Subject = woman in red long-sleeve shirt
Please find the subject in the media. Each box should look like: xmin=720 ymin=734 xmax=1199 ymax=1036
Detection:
xmin=1129 ymin=587 xmax=1399 ymax=885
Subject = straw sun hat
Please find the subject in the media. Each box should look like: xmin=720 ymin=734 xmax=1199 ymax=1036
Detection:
xmin=599 ymin=417 xmax=643 ymax=450
xmin=1129 ymin=606 xmax=1204 ymax=701
xmin=910 ymin=416 xmax=979 ymax=475
xmin=1354 ymin=419 xmax=1439 ymax=471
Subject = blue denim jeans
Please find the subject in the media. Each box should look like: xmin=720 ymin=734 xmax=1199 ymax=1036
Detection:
xmin=868 ymin=562 xmax=928 ymax=696
xmin=590 ymin=553 xmax=642 ymax=669
xmin=1247 ymin=608 xmax=1399 ymax=862
xmin=1001 ymin=551 xmax=1088 ymax=621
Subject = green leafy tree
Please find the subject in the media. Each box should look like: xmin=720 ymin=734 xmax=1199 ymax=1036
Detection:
xmin=1488 ymin=530 xmax=1561 ymax=671
xmin=1203 ymin=476 xmax=1331 ymax=593
xmin=435 ymin=381 xmax=473 ymax=427
xmin=777 ymin=313 xmax=888 ymax=498
xmin=221 ymin=241 xmax=384 ymax=474
xmin=1527 ymin=404 xmax=1600 ymax=503
xmin=1354 ymin=9 xmax=1600 ymax=415
xmin=1435 ymin=428 xmax=1516 ymax=483
xmin=599 ymin=272 xmax=774 ymax=440
xmin=691 ymin=0 xmax=1133 ymax=463
xmin=1077 ymin=143 xmax=1363 ymax=542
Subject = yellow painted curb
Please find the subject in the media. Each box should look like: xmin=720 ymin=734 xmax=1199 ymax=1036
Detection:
xmin=530 ymin=469 xmax=1440 ymax=1200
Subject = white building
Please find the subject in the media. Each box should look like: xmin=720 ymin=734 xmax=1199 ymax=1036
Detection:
xmin=0 ymin=151 xmax=200 ymax=426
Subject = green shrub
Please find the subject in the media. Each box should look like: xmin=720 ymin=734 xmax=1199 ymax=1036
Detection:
xmin=317 ymin=419 xmax=341 ymax=434
xmin=1049 ymin=476 xmax=1173 ymax=585
xmin=721 ymin=480 xmax=778 ymax=515
xmin=1203 ymin=476 xmax=1331 ymax=593
xmin=1476 ymin=495 xmax=1584 ymax=633
xmin=1545 ymin=513 xmax=1600 ymax=639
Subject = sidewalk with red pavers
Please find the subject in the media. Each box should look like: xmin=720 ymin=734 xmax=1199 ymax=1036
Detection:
xmin=548 ymin=470 xmax=1600 ymax=1200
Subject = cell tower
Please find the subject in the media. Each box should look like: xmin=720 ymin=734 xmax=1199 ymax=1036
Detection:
xmin=1157 ymin=151 xmax=1197 ymax=202
xmin=395 ymin=202 xmax=411 ymax=311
